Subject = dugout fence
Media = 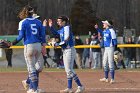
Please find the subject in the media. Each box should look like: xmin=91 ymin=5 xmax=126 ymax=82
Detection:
xmin=10 ymin=44 xmax=140 ymax=48
xmin=1 ymin=44 xmax=140 ymax=68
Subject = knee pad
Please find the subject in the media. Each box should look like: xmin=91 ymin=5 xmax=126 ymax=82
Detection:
xmin=104 ymin=65 xmax=109 ymax=71
xmin=110 ymin=67 xmax=115 ymax=71
xmin=35 ymin=60 xmax=43 ymax=72
xmin=73 ymin=74 xmax=78 ymax=81
xmin=67 ymin=71 xmax=75 ymax=78
xmin=29 ymin=72 xmax=38 ymax=82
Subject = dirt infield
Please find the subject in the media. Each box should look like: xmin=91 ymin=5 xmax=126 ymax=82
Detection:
xmin=0 ymin=70 xmax=140 ymax=93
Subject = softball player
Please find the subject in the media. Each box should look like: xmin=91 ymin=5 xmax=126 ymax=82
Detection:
xmin=48 ymin=16 xmax=85 ymax=93
xmin=10 ymin=6 xmax=46 ymax=93
xmin=95 ymin=20 xmax=117 ymax=84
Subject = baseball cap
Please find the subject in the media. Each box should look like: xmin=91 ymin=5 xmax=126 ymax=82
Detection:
xmin=102 ymin=20 xmax=111 ymax=26
xmin=32 ymin=14 xmax=40 ymax=19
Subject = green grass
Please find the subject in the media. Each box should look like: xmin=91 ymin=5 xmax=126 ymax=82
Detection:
xmin=0 ymin=67 xmax=140 ymax=73
xmin=0 ymin=67 xmax=27 ymax=72
xmin=0 ymin=67 xmax=100 ymax=72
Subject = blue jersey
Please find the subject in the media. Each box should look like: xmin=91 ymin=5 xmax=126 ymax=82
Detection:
xmin=97 ymin=28 xmax=117 ymax=47
xmin=16 ymin=17 xmax=46 ymax=45
xmin=50 ymin=25 xmax=75 ymax=49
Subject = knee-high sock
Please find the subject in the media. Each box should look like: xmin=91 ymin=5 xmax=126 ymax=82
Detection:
xmin=67 ymin=78 xmax=72 ymax=89
xmin=104 ymin=65 xmax=109 ymax=79
xmin=36 ymin=70 xmax=39 ymax=86
xmin=26 ymin=76 xmax=33 ymax=89
xmin=29 ymin=80 xmax=33 ymax=89
xmin=30 ymin=72 xmax=38 ymax=91
xmin=73 ymin=74 xmax=82 ymax=86
xmin=26 ymin=77 xmax=30 ymax=84
xmin=104 ymin=71 xmax=109 ymax=79
xmin=110 ymin=70 xmax=115 ymax=80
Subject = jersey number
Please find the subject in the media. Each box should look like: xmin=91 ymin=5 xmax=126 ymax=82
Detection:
xmin=31 ymin=24 xmax=37 ymax=35
xmin=104 ymin=37 xmax=107 ymax=41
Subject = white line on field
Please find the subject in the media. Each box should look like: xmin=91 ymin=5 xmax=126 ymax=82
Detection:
xmin=31 ymin=88 xmax=140 ymax=90
xmin=86 ymin=88 xmax=140 ymax=90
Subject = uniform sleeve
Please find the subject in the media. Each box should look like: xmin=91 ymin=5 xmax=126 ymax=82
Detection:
xmin=12 ymin=21 xmax=25 ymax=45
xmin=16 ymin=30 xmax=24 ymax=41
xmin=16 ymin=21 xmax=25 ymax=41
xmin=110 ymin=29 xmax=116 ymax=39
xmin=59 ymin=26 xmax=70 ymax=46
xmin=18 ymin=20 xmax=22 ymax=30
xmin=110 ymin=29 xmax=117 ymax=46
xmin=96 ymin=28 xmax=103 ymax=35
xmin=64 ymin=26 xmax=70 ymax=41
xmin=50 ymin=26 xmax=59 ymax=36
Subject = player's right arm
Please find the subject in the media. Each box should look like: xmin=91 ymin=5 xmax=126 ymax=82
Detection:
xmin=12 ymin=20 xmax=25 ymax=45
xmin=48 ymin=19 xmax=59 ymax=36
xmin=94 ymin=24 xmax=103 ymax=35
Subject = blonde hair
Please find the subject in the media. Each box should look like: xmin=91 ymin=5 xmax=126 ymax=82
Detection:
xmin=18 ymin=5 xmax=34 ymax=19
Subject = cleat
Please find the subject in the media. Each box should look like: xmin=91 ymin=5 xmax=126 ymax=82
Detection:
xmin=60 ymin=88 xmax=73 ymax=93
xmin=27 ymin=89 xmax=34 ymax=93
xmin=27 ymin=89 xmax=46 ymax=93
xmin=110 ymin=79 xmax=115 ymax=84
xmin=100 ymin=78 xmax=109 ymax=82
xmin=22 ymin=80 xmax=29 ymax=90
xmin=37 ymin=89 xmax=46 ymax=93
xmin=75 ymin=86 xmax=85 ymax=93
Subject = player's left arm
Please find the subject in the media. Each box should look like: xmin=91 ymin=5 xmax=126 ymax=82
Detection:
xmin=110 ymin=29 xmax=117 ymax=46
xmin=58 ymin=26 xmax=70 ymax=46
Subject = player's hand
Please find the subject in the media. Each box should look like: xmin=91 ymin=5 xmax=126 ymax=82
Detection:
xmin=48 ymin=19 xmax=53 ymax=27
xmin=7 ymin=41 xmax=12 ymax=47
xmin=51 ymin=42 xmax=59 ymax=47
xmin=94 ymin=24 xmax=98 ymax=29
xmin=43 ymin=19 xmax=47 ymax=26
xmin=41 ymin=43 xmax=46 ymax=56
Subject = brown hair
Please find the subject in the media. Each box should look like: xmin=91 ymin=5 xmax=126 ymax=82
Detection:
xmin=57 ymin=15 xmax=69 ymax=24
xmin=18 ymin=5 xmax=34 ymax=19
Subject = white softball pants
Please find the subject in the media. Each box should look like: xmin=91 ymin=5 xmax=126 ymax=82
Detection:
xmin=103 ymin=47 xmax=114 ymax=71
xmin=24 ymin=43 xmax=42 ymax=73
xmin=63 ymin=47 xmax=76 ymax=78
